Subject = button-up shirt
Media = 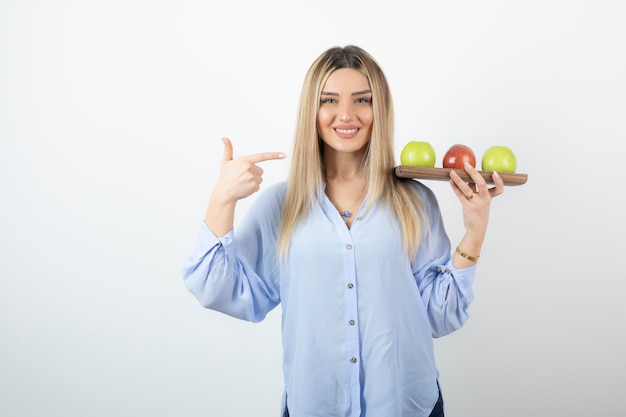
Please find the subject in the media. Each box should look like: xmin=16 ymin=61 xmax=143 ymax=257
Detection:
xmin=182 ymin=180 xmax=477 ymax=417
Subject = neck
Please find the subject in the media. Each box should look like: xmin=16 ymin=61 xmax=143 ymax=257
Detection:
xmin=323 ymin=148 xmax=366 ymax=181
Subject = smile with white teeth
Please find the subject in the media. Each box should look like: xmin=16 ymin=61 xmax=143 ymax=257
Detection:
xmin=335 ymin=128 xmax=358 ymax=134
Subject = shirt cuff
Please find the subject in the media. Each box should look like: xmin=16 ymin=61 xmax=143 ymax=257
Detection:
xmin=446 ymin=259 xmax=477 ymax=298
xmin=192 ymin=221 xmax=234 ymax=258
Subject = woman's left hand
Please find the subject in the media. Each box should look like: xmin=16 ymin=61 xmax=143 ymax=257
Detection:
xmin=449 ymin=161 xmax=504 ymax=238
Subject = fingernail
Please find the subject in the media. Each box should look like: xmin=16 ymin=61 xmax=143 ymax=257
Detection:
xmin=464 ymin=161 xmax=472 ymax=169
xmin=278 ymin=153 xmax=287 ymax=159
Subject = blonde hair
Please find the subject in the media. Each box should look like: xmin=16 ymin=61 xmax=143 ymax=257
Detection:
xmin=277 ymin=45 xmax=428 ymax=259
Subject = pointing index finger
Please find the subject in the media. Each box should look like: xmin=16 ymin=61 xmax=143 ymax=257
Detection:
xmin=246 ymin=152 xmax=287 ymax=164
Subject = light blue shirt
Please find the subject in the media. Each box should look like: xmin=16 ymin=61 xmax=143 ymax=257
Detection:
xmin=182 ymin=180 xmax=477 ymax=417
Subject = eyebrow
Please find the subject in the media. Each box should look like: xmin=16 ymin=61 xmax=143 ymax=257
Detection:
xmin=320 ymin=89 xmax=372 ymax=96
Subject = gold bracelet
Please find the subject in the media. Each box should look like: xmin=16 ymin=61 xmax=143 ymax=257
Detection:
xmin=456 ymin=247 xmax=480 ymax=262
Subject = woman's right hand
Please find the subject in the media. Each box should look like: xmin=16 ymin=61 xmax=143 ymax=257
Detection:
xmin=212 ymin=137 xmax=286 ymax=204
xmin=204 ymin=137 xmax=286 ymax=236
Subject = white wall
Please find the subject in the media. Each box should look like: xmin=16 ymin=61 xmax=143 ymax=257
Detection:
xmin=1 ymin=1 xmax=624 ymax=416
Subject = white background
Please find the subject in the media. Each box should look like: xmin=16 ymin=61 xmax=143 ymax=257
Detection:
xmin=1 ymin=1 xmax=625 ymax=416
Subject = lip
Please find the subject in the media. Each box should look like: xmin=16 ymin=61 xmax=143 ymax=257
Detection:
xmin=334 ymin=126 xmax=360 ymax=139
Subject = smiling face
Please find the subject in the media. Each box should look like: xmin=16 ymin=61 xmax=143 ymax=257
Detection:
xmin=317 ymin=68 xmax=374 ymax=156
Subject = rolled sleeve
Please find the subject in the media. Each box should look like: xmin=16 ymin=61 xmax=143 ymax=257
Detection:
xmin=427 ymin=261 xmax=477 ymax=337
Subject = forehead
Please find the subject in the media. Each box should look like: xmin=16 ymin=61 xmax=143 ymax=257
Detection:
xmin=322 ymin=68 xmax=371 ymax=92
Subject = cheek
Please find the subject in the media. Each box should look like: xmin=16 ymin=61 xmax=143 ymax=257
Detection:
xmin=361 ymin=111 xmax=374 ymax=130
xmin=317 ymin=108 xmax=335 ymax=127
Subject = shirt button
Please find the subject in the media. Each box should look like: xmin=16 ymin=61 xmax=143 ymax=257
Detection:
xmin=357 ymin=216 xmax=363 ymax=221
xmin=351 ymin=357 xmax=357 ymax=363
xmin=349 ymin=320 xmax=355 ymax=325
xmin=347 ymin=283 xmax=354 ymax=289
xmin=345 ymin=244 xmax=352 ymax=250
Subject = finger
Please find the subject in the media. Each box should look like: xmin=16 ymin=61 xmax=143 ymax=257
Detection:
xmin=463 ymin=162 xmax=490 ymax=194
xmin=489 ymin=171 xmax=505 ymax=197
xmin=221 ymin=137 xmax=234 ymax=165
xmin=449 ymin=178 xmax=471 ymax=201
xmin=250 ymin=164 xmax=264 ymax=176
xmin=246 ymin=151 xmax=287 ymax=164
xmin=449 ymin=169 xmax=476 ymax=196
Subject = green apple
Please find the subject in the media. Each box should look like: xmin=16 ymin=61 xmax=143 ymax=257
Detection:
xmin=400 ymin=141 xmax=436 ymax=167
xmin=481 ymin=145 xmax=517 ymax=173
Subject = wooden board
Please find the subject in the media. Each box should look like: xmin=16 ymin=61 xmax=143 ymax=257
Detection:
xmin=394 ymin=166 xmax=528 ymax=186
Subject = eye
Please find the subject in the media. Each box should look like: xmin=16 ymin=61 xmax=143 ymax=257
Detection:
xmin=355 ymin=96 xmax=372 ymax=104
xmin=320 ymin=98 xmax=336 ymax=104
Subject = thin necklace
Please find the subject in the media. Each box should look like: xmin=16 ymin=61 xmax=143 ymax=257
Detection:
xmin=327 ymin=192 xmax=364 ymax=223
xmin=340 ymin=210 xmax=353 ymax=220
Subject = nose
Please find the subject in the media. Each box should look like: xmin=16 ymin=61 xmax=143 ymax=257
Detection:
xmin=339 ymin=103 xmax=354 ymax=121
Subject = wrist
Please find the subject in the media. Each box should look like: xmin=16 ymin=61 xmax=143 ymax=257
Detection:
xmin=455 ymin=246 xmax=480 ymax=263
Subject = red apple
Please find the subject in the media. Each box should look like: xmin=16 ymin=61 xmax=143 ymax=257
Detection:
xmin=442 ymin=144 xmax=476 ymax=169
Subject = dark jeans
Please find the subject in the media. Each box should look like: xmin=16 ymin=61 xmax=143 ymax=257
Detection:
xmin=429 ymin=384 xmax=445 ymax=417
xmin=283 ymin=385 xmax=444 ymax=417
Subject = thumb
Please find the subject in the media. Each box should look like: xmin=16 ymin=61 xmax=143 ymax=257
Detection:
xmin=221 ymin=137 xmax=233 ymax=164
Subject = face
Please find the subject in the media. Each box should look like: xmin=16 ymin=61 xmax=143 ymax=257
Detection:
xmin=317 ymin=68 xmax=373 ymax=155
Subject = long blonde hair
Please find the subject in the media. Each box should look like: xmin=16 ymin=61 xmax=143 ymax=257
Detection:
xmin=277 ymin=45 xmax=428 ymax=259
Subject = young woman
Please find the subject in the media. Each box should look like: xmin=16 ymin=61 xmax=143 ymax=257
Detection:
xmin=183 ymin=45 xmax=504 ymax=417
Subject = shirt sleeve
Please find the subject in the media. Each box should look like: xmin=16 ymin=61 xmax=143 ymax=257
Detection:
xmin=411 ymin=182 xmax=477 ymax=338
xmin=181 ymin=184 xmax=284 ymax=322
